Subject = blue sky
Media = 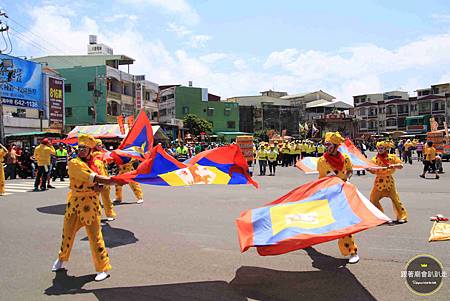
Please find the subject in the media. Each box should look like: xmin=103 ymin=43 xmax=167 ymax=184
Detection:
xmin=2 ymin=0 xmax=450 ymax=102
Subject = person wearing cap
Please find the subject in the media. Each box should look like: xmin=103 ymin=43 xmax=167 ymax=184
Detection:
xmin=420 ymin=141 xmax=439 ymax=179
xmin=403 ymin=139 xmax=413 ymax=165
xmin=256 ymin=142 xmax=268 ymax=176
xmin=317 ymin=132 xmax=359 ymax=264
xmin=92 ymin=139 xmax=116 ymax=221
xmin=53 ymin=143 xmax=68 ymax=182
xmin=33 ymin=138 xmax=56 ymax=191
xmin=266 ymin=144 xmax=278 ymax=176
xmin=0 ymin=143 xmax=8 ymax=195
xmin=51 ymin=134 xmax=126 ymax=282
xmin=114 ymin=159 xmax=144 ymax=204
xmin=367 ymin=141 xmax=407 ymax=224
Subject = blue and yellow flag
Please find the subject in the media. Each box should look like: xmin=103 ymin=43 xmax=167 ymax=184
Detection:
xmin=236 ymin=176 xmax=389 ymax=255
xmin=114 ymin=144 xmax=258 ymax=188
xmin=111 ymin=110 xmax=154 ymax=165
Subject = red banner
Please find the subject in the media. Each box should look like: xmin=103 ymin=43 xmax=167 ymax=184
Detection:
xmin=127 ymin=115 xmax=135 ymax=130
xmin=118 ymin=115 xmax=125 ymax=135
xmin=48 ymin=77 xmax=64 ymax=130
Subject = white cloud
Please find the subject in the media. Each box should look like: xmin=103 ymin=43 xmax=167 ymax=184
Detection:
xmin=199 ymin=53 xmax=228 ymax=64
xmin=263 ymin=48 xmax=298 ymax=69
xmin=104 ymin=14 xmax=138 ymax=23
xmin=187 ymin=34 xmax=211 ymax=48
xmin=167 ymin=23 xmax=192 ymax=37
xmin=119 ymin=0 xmax=199 ymax=25
xmin=432 ymin=13 xmax=450 ymax=23
xmin=15 ymin=2 xmax=450 ymax=103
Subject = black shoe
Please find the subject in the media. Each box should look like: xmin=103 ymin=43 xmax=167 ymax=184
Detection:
xmin=40 ymin=188 xmax=47 ymax=191
xmin=419 ymin=174 xmax=425 ymax=178
xmin=436 ymin=175 xmax=440 ymax=180
xmin=33 ymin=188 xmax=39 ymax=192
xmin=48 ymin=185 xmax=56 ymax=189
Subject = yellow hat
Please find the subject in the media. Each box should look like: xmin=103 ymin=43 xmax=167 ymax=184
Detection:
xmin=78 ymin=134 xmax=97 ymax=148
xmin=376 ymin=140 xmax=394 ymax=149
xmin=324 ymin=132 xmax=345 ymax=145
xmin=95 ymin=138 xmax=102 ymax=145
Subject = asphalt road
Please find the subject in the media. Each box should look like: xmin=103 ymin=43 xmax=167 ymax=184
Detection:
xmin=0 ymin=154 xmax=449 ymax=301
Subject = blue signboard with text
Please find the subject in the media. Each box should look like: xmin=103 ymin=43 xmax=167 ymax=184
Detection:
xmin=0 ymin=54 xmax=43 ymax=109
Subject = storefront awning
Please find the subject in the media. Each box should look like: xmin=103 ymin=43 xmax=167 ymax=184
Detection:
xmin=67 ymin=124 xmax=168 ymax=140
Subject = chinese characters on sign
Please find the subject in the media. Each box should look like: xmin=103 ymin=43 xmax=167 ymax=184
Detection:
xmin=49 ymin=77 xmax=64 ymax=130
xmin=401 ymin=254 xmax=446 ymax=296
xmin=0 ymin=54 xmax=43 ymax=109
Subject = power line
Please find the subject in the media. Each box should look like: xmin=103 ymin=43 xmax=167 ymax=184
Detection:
xmin=6 ymin=14 xmax=85 ymax=66
xmin=8 ymin=28 xmax=82 ymax=67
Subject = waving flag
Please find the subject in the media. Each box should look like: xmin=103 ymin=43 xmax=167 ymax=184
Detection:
xmin=186 ymin=144 xmax=258 ymax=187
xmin=114 ymin=144 xmax=258 ymax=188
xmin=111 ymin=110 xmax=154 ymax=164
xmin=296 ymin=138 xmax=379 ymax=173
xmin=236 ymin=177 xmax=390 ymax=255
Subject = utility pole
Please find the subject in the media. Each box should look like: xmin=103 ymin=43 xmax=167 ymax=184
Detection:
xmin=0 ymin=15 xmax=13 ymax=144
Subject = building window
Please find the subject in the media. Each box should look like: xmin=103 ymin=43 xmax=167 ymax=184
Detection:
xmin=64 ymin=83 xmax=72 ymax=93
xmin=17 ymin=108 xmax=26 ymax=118
xmin=160 ymin=109 xmax=167 ymax=116
xmin=88 ymin=106 xmax=94 ymax=116
xmin=167 ymin=94 xmax=174 ymax=100
xmin=207 ymin=107 xmax=214 ymax=116
xmin=227 ymin=121 xmax=236 ymax=129
xmin=65 ymin=107 xmax=72 ymax=117
xmin=224 ymin=108 xmax=231 ymax=116
xmin=387 ymin=119 xmax=397 ymax=127
xmin=88 ymin=82 xmax=95 ymax=91
xmin=182 ymin=106 xmax=189 ymax=114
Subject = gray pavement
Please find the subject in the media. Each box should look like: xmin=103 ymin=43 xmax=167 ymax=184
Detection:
xmin=0 ymin=155 xmax=449 ymax=300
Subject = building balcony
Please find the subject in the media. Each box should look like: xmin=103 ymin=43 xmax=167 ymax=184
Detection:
xmin=386 ymin=113 xmax=397 ymax=117
xmin=397 ymin=111 xmax=409 ymax=116
xmin=108 ymin=91 xmax=121 ymax=101
xmin=122 ymin=94 xmax=133 ymax=105
xmin=418 ymin=110 xmax=431 ymax=115
xmin=432 ymin=109 xmax=445 ymax=114
xmin=386 ymin=125 xmax=398 ymax=130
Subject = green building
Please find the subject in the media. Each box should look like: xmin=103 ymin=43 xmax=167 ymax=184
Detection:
xmin=159 ymin=85 xmax=240 ymax=136
xmin=32 ymin=53 xmax=159 ymax=130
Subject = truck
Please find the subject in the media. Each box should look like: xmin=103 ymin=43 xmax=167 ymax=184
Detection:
xmin=426 ymin=130 xmax=450 ymax=161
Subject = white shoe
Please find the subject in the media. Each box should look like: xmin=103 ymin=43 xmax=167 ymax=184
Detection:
xmin=95 ymin=272 xmax=109 ymax=281
xmin=51 ymin=259 xmax=64 ymax=272
xmin=348 ymin=254 xmax=360 ymax=264
xmin=136 ymin=199 xmax=143 ymax=204
xmin=106 ymin=217 xmax=115 ymax=221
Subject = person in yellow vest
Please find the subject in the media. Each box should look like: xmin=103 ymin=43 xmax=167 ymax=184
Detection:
xmin=92 ymin=139 xmax=117 ymax=221
xmin=0 ymin=143 xmax=8 ymax=195
xmin=420 ymin=141 xmax=439 ymax=179
xmin=51 ymin=134 xmax=126 ymax=281
xmin=33 ymin=138 xmax=56 ymax=191
xmin=53 ymin=143 xmax=68 ymax=182
xmin=288 ymin=142 xmax=296 ymax=166
xmin=316 ymin=143 xmax=325 ymax=156
xmin=294 ymin=142 xmax=301 ymax=163
xmin=403 ymin=139 xmax=413 ymax=165
xmin=114 ymin=159 xmax=144 ymax=204
xmin=267 ymin=144 xmax=278 ymax=176
xmin=317 ymin=132 xmax=359 ymax=264
xmin=281 ymin=142 xmax=290 ymax=167
xmin=256 ymin=142 xmax=268 ymax=176
xmin=367 ymin=141 xmax=407 ymax=224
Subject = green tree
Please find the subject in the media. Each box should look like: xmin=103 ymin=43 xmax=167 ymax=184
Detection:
xmin=183 ymin=114 xmax=213 ymax=135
